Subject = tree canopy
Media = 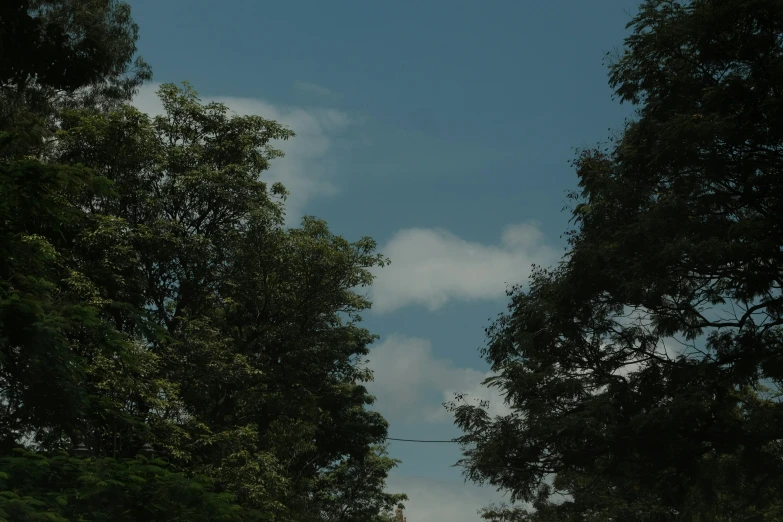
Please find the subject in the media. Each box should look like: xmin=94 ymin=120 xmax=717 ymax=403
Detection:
xmin=0 ymin=1 xmax=405 ymax=520
xmin=451 ymin=1 xmax=783 ymax=521
xmin=0 ymin=0 xmax=151 ymax=160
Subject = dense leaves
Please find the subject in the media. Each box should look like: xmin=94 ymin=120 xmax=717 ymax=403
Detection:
xmin=0 ymin=449 xmax=255 ymax=522
xmin=51 ymin=83 xmax=405 ymax=518
xmin=0 ymin=0 xmax=149 ymax=93
xmin=0 ymin=0 xmax=151 ymax=158
xmin=0 ymin=1 xmax=404 ymax=520
xmin=451 ymin=1 xmax=783 ymax=520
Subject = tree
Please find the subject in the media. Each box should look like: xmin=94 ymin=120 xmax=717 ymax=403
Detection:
xmin=0 ymin=1 xmax=407 ymax=519
xmin=450 ymin=0 xmax=783 ymax=520
xmin=0 ymin=0 xmax=160 ymax=467
xmin=1 ymin=79 xmax=405 ymax=520
xmin=0 ymin=0 xmax=151 ymax=158
xmin=0 ymin=449 xmax=257 ymax=521
xmin=1 ymin=2 xmax=404 ymax=514
xmin=0 ymin=103 xmax=255 ymax=522
xmin=298 ymin=445 xmax=407 ymax=522
xmin=0 ymin=139 xmax=168 ymax=456
xmin=52 ymin=82 xmax=405 ymax=520
xmin=0 ymin=0 xmax=149 ymax=94
xmin=0 ymin=0 xmax=404 ymax=515
xmin=0 ymin=1 xmax=243 ymax=518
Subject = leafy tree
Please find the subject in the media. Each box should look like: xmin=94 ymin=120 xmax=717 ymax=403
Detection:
xmin=0 ymin=0 xmax=151 ymax=158
xmin=1 ymin=1 xmax=404 ymax=516
xmin=0 ymin=1 xmax=223 ymax=518
xmin=450 ymin=0 xmax=783 ymax=520
xmin=0 ymin=147 xmax=107 ymax=450
xmin=0 ymin=0 xmax=148 ymax=94
xmin=0 ymin=449 xmax=258 ymax=522
xmin=0 ymin=0 xmax=160 ymax=463
xmin=297 ymin=444 xmax=407 ymax=522
xmin=52 ymin=82 xmax=405 ymax=520
xmin=0 ymin=122 xmax=239 ymax=521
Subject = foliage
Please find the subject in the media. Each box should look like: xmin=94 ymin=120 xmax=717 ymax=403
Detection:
xmin=0 ymin=0 xmax=149 ymax=94
xmin=299 ymin=445 xmax=407 ymax=522
xmin=0 ymin=134 xmax=161 ymax=455
xmin=0 ymin=1 xmax=404 ymax=518
xmin=30 ymin=81 xmax=402 ymax=520
xmin=450 ymin=0 xmax=783 ymax=520
xmin=0 ymin=0 xmax=151 ymax=159
xmin=0 ymin=448 xmax=255 ymax=522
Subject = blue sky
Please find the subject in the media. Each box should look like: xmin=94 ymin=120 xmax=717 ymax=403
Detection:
xmin=128 ymin=1 xmax=638 ymax=519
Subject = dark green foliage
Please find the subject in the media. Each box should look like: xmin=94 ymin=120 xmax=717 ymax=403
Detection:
xmin=0 ymin=0 xmax=149 ymax=93
xmin=0 ymin=449 xmax=256 ymax=521
xmin=0 ymin=1 xmax=404 ymax=518
xmin=50 ymin=83 xmax=404 ymax=519
xmin=297 ymin=445 xmax=407 ymax=522
xmin=0 ymin=78 xmax=405 ymax=520
xmin=0 ymin=0 xmax=151 ymax=159
xmin=451 ymin=1 xmax=783 ymax=520
xmin=0 ymin=138 xmax=160 ymax=453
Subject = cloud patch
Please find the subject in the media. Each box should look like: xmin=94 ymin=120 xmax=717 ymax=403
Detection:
xmin=132 ymin=82 xmax=354 ymax=223
xmin=369 ymin=222 xmax=558 ymax=314
xmin=366 ymin=334 xmax=510 ymax=424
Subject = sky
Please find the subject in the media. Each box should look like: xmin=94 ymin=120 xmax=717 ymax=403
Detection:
xmin=127 ymin=1 xmax=640 ymax=519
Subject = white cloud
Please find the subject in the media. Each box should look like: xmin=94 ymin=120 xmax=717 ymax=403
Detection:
xmin=369 ymin=222 xmax=558 ymax=314
xmin=132 ymin=83 xmax=353 ymax=224
xmin=366 ymin=334 xmax=511 ymax=423
xmin=386 ymin=475 xmax=519 ymax=522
